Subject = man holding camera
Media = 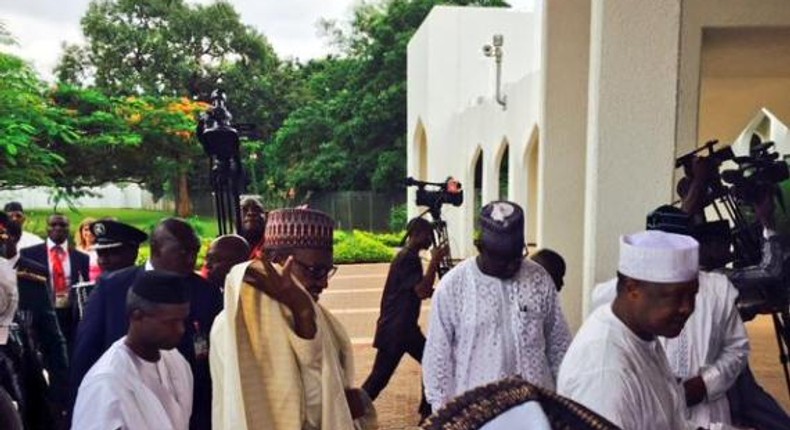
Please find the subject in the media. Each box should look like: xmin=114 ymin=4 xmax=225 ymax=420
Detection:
xmin=362 ymin=217 xmax=446 ymax=419
xmin=423 ymin=201 xmax=572 ymax=410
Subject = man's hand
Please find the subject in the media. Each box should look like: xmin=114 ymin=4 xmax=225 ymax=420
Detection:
xmin=244 ymin=258 xmax=302 ymax=307
xmin=345 ymin=388 xmax=367 ymax=419
xmin=683 ymin=376 xmax=707 ymax=407
xmin=244 ymin=258 xmax=317 ymax=339
xmin=431 ymin=245 xmax=449 ymax=262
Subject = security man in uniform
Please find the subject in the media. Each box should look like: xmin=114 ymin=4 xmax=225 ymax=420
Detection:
xmin=90 ymin=220 xmax=148 ymax=274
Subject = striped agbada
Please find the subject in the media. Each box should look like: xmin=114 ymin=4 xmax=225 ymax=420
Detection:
xmin=210 ymin=260 xmax=376 ymax=430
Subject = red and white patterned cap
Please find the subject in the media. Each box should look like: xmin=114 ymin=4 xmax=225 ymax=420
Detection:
xmin=263 ymin=208 xmax=334 ymax=250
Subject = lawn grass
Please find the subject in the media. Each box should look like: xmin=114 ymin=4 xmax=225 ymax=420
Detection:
xmin=19 ymin=207 xmax=399 ymax=266
xmin=20 ymin=208 xmax=219 ymax=240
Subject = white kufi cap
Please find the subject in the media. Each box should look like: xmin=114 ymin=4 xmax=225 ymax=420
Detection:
xmin=618 ymin=230 xmax=699 ymax=283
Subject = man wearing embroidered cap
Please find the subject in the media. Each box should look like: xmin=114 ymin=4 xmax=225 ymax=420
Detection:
xmin=423 ymin=201 xmax=572 ymax=411
xmin=558 ymin=231 xmax=737 ymax=429
xmin=91 ymin=219 xmax=148 ymax=273
xmin=72 ymin=271 xmax=193 ymax=430
xmin=210 ymin=208 xmax=376 ymax=430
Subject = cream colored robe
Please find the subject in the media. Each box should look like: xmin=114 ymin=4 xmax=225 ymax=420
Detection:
xmin=211 ymin=260 xmax=375 ymax=430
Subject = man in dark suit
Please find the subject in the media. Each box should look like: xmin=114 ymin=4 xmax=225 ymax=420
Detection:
xmin=71 ymin=218 xmax=222 ymax=430
xmin=71 ymin=220 xmax=148 ymax=324
xmin=20 ymin=213 xmax=88 ymax=355
xmin=2 ymin=213 xmax=68 ymax=428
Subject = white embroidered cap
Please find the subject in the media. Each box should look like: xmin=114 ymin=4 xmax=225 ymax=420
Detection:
xmin=618 ymin=230 xmax=699 ymax=283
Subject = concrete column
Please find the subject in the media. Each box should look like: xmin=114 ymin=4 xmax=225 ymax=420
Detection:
xmin=583 ymin=0 xmax=682 ymax=316
xmin=537 ymin=0 xmax=591 ymax=331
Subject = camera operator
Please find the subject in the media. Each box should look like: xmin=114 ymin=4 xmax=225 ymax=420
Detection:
xmin=674 ymin=145 xmax=790 ymax=429
xmin=362 ymin=217 xmax=447 ymax=420
xmin=724 ymin=190 xmax=790 ymax=429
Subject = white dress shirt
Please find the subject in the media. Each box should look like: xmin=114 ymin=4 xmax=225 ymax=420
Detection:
xmin=423 ymin=258 xmax=572 ymax=410
xmin=17 ymin=231 xmax=43 ymax=250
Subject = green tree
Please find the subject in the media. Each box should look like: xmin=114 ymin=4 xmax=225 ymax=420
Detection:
xmin=56 ymin=0 xmax=291 ymax=215
xmin=0 ymin=52 xmax=77 ymax=187
xmin=268 ymin=0 xmax=508 ymax=197
xmin=48 ymin=85 xmax=209 ymax=215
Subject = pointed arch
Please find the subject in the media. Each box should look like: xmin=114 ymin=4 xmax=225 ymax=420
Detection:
xmin=470 ymin=146 xmax=484 ymax=231
xmin=495 ymin=138 xmax=510 ymax=201
xmin=523 ymin=125 xmax=540 ymax=246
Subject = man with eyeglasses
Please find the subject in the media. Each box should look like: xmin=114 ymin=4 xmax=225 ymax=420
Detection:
xmin=423 ymin=201 xmax=572 ymax=411
xmin=211 ymin=208 xmax=377 ymax=430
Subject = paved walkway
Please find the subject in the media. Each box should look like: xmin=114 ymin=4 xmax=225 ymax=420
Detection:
xmin=324 ymin=263 xmax=790 ymax=429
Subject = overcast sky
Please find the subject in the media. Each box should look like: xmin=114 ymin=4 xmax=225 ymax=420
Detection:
xmin=1 ymin=0 xmax=535 ymax=81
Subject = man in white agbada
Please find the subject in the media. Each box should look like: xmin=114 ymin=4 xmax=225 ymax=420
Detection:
xmin=72 ymin=271 xmax=193 ymax=430
xmin=590 ymin=207 xmax=749 ymax=428
xmin=210 ymin=208 xmax=376 ymax=430
xmin=423 ymin=201 xmax=572 ymax=410
xmin=558 ymin=231 xmax=738 ymax=430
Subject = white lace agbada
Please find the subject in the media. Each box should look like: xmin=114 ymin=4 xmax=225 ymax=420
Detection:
xmin=423 ymin=258 xmax=572 ymax=409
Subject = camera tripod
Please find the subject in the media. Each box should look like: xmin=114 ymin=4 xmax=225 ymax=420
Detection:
xmin=769 ymin=303 xmax=790 ymax=399
xmin=419 ymin=206 xmax=454 ymax=278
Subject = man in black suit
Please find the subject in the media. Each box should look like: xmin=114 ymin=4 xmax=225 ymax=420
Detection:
xmin=2 ymin=213 xmax=68 ymax=428
xmin=71 ymin=218 xmax=222 ymax=430
xmin=21 ymin=214 xmax=89 ymax=354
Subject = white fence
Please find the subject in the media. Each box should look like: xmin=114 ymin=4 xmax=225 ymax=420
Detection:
xmin=0 ymin=183 xmax=174 ymax=211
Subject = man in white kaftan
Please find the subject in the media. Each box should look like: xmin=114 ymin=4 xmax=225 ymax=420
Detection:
xmin=72 ymin=271 xmax=194 ymax=430
xmin=591 ymin=206 xmax=750 ymax=427
xmin=559 ymin=231 xmax=737 ymax=430
xmin=73 ymin=337 xmax=193 ymax=430
xmin=592 ymin=271 xmax=748 ymax=427
xmin=423 ymin=201 xmax=572 ymax=410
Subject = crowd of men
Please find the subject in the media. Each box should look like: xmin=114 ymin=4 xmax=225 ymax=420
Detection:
xmin=0 ymin=188 xmax=789 ymax=429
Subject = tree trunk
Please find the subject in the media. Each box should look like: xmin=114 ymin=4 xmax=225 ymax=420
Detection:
xmin=176 ymin=171 xmax=192 ymax=217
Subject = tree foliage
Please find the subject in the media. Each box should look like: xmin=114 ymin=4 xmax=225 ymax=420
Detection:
xmin=0 ymin=52 xmax=76 ymax=187
xmin=265 ymin=0 xmax=509 ymax=198
xmin=55 ymin=0 xmax=292 ymax=215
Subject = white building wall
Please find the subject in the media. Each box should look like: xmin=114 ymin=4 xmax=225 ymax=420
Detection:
xmin=676 ymin=0 xmax=790 ymax=159
xmin=407 ymin=6 xmax=542 ymax=259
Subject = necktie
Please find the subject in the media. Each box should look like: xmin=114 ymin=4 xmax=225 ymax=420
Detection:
xmin=51 ymin=245 xmax=68 ymax=297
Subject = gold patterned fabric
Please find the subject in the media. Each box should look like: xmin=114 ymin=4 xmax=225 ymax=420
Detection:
xmin=211 ymin=260 xmax=367 ymax=430
xmin=421 ymin=377 xmax=620 ymax=430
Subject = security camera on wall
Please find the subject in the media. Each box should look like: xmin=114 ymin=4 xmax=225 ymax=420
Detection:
xmin=483 ymin=44 xmax=493 ymax=57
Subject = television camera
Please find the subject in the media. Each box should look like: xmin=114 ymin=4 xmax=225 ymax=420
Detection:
xmin=675 ymin=134 xmax=790 ymax=397
xmin=197 ymin=89 xmax=246 ymax=236
xmin=404 ymin=177 xmax=463 ymax=277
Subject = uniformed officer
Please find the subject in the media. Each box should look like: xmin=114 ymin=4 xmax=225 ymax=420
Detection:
xmin=90 ymin=220 xmax=148 ymax=274
xmin=1 ymin=212 xmax=66 ymax=428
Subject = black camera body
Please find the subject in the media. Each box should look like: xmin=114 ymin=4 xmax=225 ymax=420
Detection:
xmin=720 ymin=144 xmax=789 ymax=204
xmin=405 ymin=177 xmax=463 ymax=213
xmin=404 ymin=176 xmax=463 ymax=277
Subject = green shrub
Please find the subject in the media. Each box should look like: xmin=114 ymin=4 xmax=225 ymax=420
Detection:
xmin=334 ymin=230 xmax=395 ymax=264
xmin=372 ymin=231 xmax=405 ymax=247
xmin=389 ymin=203 xmax=407 ymax=232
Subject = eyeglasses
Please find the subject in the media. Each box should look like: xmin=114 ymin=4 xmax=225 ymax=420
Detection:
xmin=292 ymin=258 xmax=338 ymax=280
